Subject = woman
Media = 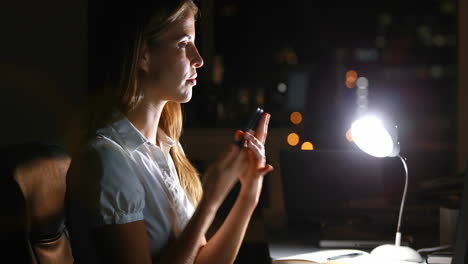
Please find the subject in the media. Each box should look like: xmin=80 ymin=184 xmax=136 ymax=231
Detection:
xmin=65 ymin=0 xmax=273 ymax=263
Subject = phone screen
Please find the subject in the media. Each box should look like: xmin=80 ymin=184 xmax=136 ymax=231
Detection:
xmin=243 ymin=107 xmax=264 ymax=132
xmin=236 ymin=107 xmax=264 ymax=146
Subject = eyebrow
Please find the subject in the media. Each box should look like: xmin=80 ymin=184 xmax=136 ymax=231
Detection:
xmin=179 ymin=34 xmax=194 ymax=41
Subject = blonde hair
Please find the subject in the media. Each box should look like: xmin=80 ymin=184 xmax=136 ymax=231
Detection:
xmin=115 ymin=0 xmax=202 ymax=204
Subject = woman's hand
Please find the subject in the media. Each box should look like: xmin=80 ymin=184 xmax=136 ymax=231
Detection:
xmin=236 ymin=113 xmax=273 ymax=204
xmin=201 ymin=143 xmax=247 ymax=209
xmin=192 ymin=113 xmax=273 ymax=264
xmin=201 ymin=112 xmax=273 ymax=210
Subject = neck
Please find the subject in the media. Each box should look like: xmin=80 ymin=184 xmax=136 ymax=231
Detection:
xmin=126 ymin=99 xmax=167 ymax=145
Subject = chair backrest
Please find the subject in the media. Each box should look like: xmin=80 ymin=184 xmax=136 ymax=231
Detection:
xmin=0 ymin=142 xmax=73 ymax=264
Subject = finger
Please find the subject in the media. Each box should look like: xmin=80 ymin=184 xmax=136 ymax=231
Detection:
xmin=255 ymin=113 xmax=270 ymax=144
xmin=234 ymin=130 xmax=245 ymax=147
xmin=234 ymin=130 xmax=244 ymax=142
xmin=244 ymin=132 xmax=264 ymax=153
xmin=259 ymin=164 xmax=274 ymax=175
xmin=244 ymin=132 xmax=265 ymax=162
xmin=246 ymin=140 xmax=265 ymax=167
xmin=246 ymin=162 xmax=273 ymax=181
xmin=251 ymin=164 xmax=274 ymax=179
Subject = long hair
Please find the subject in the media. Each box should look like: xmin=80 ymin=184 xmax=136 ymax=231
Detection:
xmin=86 ymin=0 xmax=202 ymax=204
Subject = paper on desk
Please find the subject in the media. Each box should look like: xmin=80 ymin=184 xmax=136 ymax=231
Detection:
xmin=272 ymin=249 xmax=376 ymax=264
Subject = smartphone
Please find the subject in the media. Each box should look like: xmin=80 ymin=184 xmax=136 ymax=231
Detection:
xmin=236 ymin=107 xmax=264 ymax=146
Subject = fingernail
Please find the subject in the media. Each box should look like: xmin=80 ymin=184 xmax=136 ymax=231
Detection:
xmin=235 ymin=130 xmax=243 ymax=138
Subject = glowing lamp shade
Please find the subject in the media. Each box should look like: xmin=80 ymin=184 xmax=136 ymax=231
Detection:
xmin=350 ymin=115 xmax=399 ymax=158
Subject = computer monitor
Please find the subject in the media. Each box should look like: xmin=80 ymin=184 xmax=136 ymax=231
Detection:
xmin=279 ymin=149 xmax=402 ymax=232
xmin=452 ymin=165 xmax=468 ymax=264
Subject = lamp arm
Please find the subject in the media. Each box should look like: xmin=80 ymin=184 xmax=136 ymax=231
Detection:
xmin=396 ymin=154 xmax=409 ymax=246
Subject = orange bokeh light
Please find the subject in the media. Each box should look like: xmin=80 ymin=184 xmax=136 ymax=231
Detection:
xmin=301 ymin=141 xmax=314 ymax=150
xmin=345 ymin=80 xmax=355 ymax=88
xmin=346 ymin=70 xmax=358 ymax=88
xmin=346 ymin=129 xmax=354 ymax=142
xmin=346 ymin=70 xmax=358 ymax=81
xmin=290 ymin=112 xmax=303 ymax=125
xmin=287 ymin=133 xmax=300 ymax=146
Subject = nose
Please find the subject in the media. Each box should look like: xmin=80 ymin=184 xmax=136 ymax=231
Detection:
xmin=191 ymin=45 xmax=204 ymax=68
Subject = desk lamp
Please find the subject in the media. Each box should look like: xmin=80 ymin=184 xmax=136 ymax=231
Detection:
xmin=350 ymin=114 xmax=423 ymax=263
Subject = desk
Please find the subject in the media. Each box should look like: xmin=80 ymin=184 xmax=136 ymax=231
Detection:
xmin=268 ymin=242 xmax=432 ymax=264
xmin=267 ymin=227 xmax=436 ymax=264
xmin=269 ymin=241 xmax=320 ymax=260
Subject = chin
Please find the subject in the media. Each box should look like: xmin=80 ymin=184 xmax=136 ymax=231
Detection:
xmin=176 ymin=90 xmax=193 ymax=103
xmin=170 ymin=84 xmax=194 ymax=103
xmin=180 ymin=96 xmax=192 ymax=103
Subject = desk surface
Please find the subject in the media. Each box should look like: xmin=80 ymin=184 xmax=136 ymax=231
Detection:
xmin=268 ymin=243 xmax=431 ymax=264
xmin=269 ymin=241 xmax=319 ymax=260
xmin=267 ymin=225 xmax=388 ymax=260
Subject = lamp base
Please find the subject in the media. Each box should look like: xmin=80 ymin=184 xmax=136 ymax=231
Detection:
xmin=371 ymin=244 xmax=423 ymax=263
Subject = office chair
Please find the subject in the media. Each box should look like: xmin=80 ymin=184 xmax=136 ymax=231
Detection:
xmin=0 ymin=142 xmax=74 ymax=264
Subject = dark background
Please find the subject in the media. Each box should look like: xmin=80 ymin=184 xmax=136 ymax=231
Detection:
xmin=188 ymin=0 xmax=459 ymax=169
xmin=185 ymin=0 xmax=460 ymax=216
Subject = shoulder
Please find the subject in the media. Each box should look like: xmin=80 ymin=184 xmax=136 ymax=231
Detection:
xmin=67 ymin=136 xmax=146 ymax=225
xmin=73 ymin=134 xmax=132 ymax=168
xmin=69 ymin=135 xmax=141 ymax=192
xmin=89 ymin=135 xmax=131 ymax=162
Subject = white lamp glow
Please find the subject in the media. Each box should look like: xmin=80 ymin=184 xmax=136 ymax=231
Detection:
xmin=350 ymin=114 xmax=423 ymax=264
xmin=350 ymin=115 xmax=394 ymax=157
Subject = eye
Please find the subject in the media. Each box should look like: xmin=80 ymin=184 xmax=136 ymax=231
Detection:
xmin=178 ymin=41 xmax=189 ymax=49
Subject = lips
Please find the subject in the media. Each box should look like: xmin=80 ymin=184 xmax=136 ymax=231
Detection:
xmin=187 ymin=74 xmax=197 ymax=84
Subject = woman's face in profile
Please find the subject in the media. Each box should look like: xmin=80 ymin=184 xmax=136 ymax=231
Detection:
xmin=141 ymin=9 xmax=204 ymax=104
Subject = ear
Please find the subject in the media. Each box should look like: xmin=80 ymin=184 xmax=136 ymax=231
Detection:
xmin=138 ymin=43 xmax=151 ymax=73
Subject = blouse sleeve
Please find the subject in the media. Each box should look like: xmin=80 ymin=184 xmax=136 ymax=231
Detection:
xmin=68 ymin=138 xmax=145 ymax=226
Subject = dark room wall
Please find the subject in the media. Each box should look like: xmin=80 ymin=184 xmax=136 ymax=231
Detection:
xmin=458 ymin=0 xmax=468 ymax=172
xmin=0 ymin=1 xmax=86 ymax=145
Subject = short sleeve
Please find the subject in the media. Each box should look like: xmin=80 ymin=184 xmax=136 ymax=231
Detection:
xmin=67 ymin=138 xmax=145 ymax=226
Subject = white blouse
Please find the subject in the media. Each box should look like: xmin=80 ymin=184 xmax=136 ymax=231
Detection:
xmin=66 ymin=112 xmax=195 ymax=262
